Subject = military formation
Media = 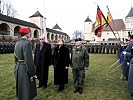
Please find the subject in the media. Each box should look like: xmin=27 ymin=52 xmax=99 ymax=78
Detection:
xmin=85 ymin=43 xmax=121 ymax=54
xmin=0 ymin=41 xmax=16 ymax=54
xmin=0 ymin=36 xmax=122 ymax=55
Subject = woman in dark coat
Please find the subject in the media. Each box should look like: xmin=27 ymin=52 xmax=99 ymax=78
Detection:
xmin=52 ymin=38 xmax=70 ymax=92
xmin=34 ymin=35 xmax=52 ymax=89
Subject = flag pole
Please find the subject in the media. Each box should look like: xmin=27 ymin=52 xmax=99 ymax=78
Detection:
xmin=106 ymin=5 xmax=121 ymax=42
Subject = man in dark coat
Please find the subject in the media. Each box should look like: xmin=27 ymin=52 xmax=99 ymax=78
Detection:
xmin=34 ymin=35 xmax=52 ymax=89
xmin=52 ymin=38 xmax=70 ymax=92
xmin=14 ymin=27 xmax=37 ymax=100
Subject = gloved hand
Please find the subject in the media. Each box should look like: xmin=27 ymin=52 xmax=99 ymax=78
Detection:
xmin=66 ymin=66 xmax=68 ymax=69
xmin=123 ymin=51 xmax=127 ymax=55
xmin=127 ymin=62 xmax=130 ymax=65
xmin=30 ymin=75 xmax=37 ymax=82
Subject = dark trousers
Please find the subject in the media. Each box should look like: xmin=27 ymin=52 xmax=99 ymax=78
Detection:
xmin=72 ymin=69 xmax=85 ymax=89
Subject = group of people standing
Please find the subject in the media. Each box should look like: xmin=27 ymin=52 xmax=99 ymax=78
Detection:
xmin=120 ymin=33 xmax=133 ymax=97
xmin=0 ymin=41 xmax=15 ymax=54
xmin=14 ymin=27 xmax=89 ymax=100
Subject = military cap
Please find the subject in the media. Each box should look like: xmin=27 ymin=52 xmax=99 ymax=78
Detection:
xmin=19 ymin=27 xmax=30 ymax=34
xmin=75 ymin=38 xmax=82 ymax=42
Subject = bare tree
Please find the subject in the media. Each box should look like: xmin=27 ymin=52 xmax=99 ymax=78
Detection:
xmin=1 ymin=0 xmax=17 ymax=17
xmin=72 ymin=30 xmax=83 ymax=39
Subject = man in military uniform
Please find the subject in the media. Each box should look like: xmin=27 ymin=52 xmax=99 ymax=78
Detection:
xmin=97 ymin=45 xmax=101 ymax=54
xmin=102 ymin=44 xmax=106 ymax=54
xmin=114 ymin=43 xmax=117 ymax=54
xmin=110 ymin=43 xmax=114 ymax=54
xmin=0 ymin=41 xmax=2 ymax=54
xmin=106 ymin=44 xmax=110 ymax=54
xmin=71 ymin=38 xmax=89 ymax=94
xmin=14 ymin=27 xmax=37 ymax=100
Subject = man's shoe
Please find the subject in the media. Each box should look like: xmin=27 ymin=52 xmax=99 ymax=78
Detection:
xmin=43 ymin=85 xmax=47 ymax=89
xmin=38 ymin=82 xmax=43 ymax=88
xmin=57 ymin=88 xmax=64 ymax=93
xmin=130 ymin=93 xmax=133 ymax=96
xmin=57 ymin=85 xmax=64 ymax=93
xmin=78 ymin=88 xmax=83 ymax=94
xmin=73 ymin=88 xmax=79 ymax=93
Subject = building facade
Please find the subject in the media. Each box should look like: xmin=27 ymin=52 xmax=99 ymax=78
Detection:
xmin=0 ymin=10 xmax=70 ymax=42
xmin=84 ymin=7 xmax=133 ymax=43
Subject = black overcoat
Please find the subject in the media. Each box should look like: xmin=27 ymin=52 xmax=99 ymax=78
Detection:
xmin=34 ymin=42 xmax=51 ymax=85
xmin=52 ymin=45 xmax=70 ymax=85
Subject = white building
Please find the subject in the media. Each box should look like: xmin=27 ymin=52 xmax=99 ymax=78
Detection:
xmin=84 ymin=7 xmax=133 ymax=43
xmin=0 ymin=10 xmax=70 ymax=42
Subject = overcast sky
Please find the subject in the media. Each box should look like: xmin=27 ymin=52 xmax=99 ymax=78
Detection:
xmin=8 ymin=0 xmax=133 ymax=38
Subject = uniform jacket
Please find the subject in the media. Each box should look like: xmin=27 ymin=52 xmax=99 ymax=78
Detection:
xmin=71 ymin=45 xmax=89 ymax=70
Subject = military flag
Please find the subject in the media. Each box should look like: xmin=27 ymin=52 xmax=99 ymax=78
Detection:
xmin=106 ymin=6 xmax=113 ymax=26
xmin=94 ymin=5 xmax=107 ymax=37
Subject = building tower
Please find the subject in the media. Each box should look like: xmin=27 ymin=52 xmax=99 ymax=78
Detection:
xmin=29 ymin=10 xmax=47 ymax=40
xmin=84 ymin=16 xmax=93 ymax=40
xmin=125 ymin=6 xmax=133 ymax=36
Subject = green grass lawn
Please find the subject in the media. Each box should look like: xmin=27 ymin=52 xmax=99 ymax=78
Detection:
xmin=0 ymin=54 xmax=132 ymax=100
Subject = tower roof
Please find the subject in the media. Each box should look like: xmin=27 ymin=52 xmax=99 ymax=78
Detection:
xmin=29 ymin=11 xmax=43 ymax=18
xmin=126 ymin=7 xmax=133 ymax=17
xmin=52 ymin=24 xmax=62 ymax=30
xmin=84 ymin=16 xmax=92 ymax=22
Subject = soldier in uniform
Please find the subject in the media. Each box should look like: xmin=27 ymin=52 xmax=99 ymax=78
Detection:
xmin=93 ymin=45 xmax=97 ymax=53
xmin=0 ymin=42 xmax=2 ymax=54
xmin=114 ymin=43 xmax=117 ymax=54
xmin=14 ymin=27 xmax=37 ymax=100
xmin=102 ymin=44 xmax=106 ymax=54
xmin=71 ymin=38 xmax=89 ymax=94
xmin=110 ymin=43 xmax=114 ymax=54
xmin=106 ymin=44 xmax=110 ymax=54
xmin=98 ymin=45 xmax=102 ymax=54
xmin=90 ymin=45 xmax=93 ymax=53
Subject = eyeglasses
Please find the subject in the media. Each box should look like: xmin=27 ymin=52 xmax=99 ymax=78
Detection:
xmin=40 ymin=38 xmax=44 ymax=40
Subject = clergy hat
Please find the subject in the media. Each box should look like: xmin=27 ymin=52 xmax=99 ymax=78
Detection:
xmin=19 ymin=27 xmax=30 ymax=35
xmin=75 ymin=38 xmax=82 ymax=42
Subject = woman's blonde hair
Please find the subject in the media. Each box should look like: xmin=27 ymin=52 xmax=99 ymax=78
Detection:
xmin=58 ymin=38 xmax=64 ymax=43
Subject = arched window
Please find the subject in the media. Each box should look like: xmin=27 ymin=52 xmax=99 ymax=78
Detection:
xmin=47 ymin=33 xmax=50 ymax=40
xmin=55 ymin=34 xmax=58 ymax=40
xmin=51 ymin=34 xmax=54 ymax=40
xmin=14 ymin=26 xmax=20 ymax=36
xmin=0 ymin=23 xmax=10 ymax=35
xmin=34 ymin=30 xmax=39 ymax=38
